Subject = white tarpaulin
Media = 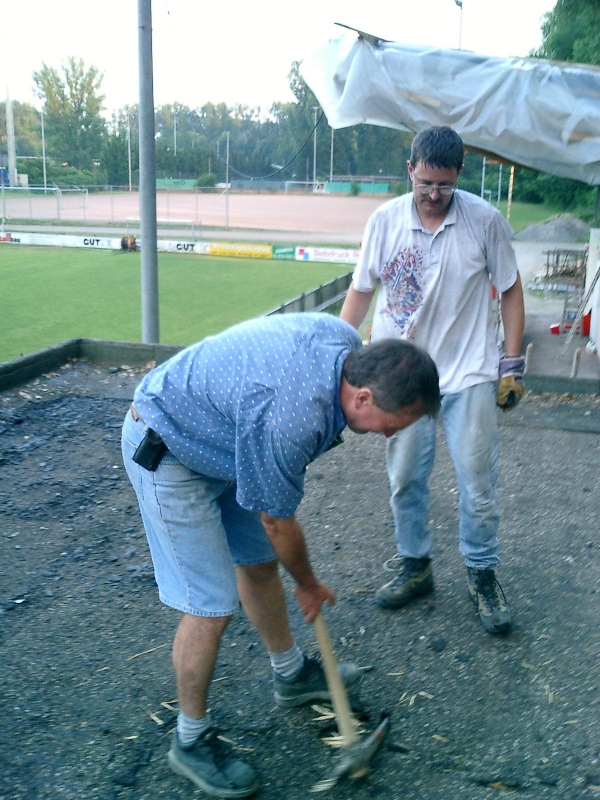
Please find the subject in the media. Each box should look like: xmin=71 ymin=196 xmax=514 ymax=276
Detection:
xmin=301 ymin=35 xmax=600 ymax=185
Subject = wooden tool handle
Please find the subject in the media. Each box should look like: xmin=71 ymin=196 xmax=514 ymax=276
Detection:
xmin=313 ymin=610 xmax=358 ymax=745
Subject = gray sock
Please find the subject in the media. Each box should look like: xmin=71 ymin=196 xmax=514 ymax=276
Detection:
xmin=269 ymin=643 xmax=304 ymax=678
xmin=177 ymin=711 xmax=212 ymax=747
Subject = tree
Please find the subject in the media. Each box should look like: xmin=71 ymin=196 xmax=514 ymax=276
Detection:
xmin=0 ymin=100 xmax=42 ymax=160
xmin=285 ymin=61 xmax=412 ymax=182
xmin=523 ymin=0 xmax=599 ymax=218
xmin=102 ymin=108 xmax=138 ymax=186
xmin=33 ymin=57 xmax=106 ymax=170
xmin=533 ymin=0 xmax=600 ymax=65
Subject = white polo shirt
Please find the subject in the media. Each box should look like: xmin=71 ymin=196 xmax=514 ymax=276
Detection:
xmin=353 ymin=190 xmax=518 ymax=395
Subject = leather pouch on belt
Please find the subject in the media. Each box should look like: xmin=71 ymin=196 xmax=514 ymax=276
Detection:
xmin=132 ymin=429 xmax=168 ymax=471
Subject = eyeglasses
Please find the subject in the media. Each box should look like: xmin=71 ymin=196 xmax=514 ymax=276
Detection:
xmin=411 ymin=177 xmax=457 ymax=196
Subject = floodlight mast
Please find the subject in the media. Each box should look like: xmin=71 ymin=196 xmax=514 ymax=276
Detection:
xmin=5 ymin=92 xmax=17 ymax=187
xmin=454 ymin=0 xmax=463 ymax=50
xmin=330 ymin=127 xmax=334 ymax=183
xmin=41 ymin=109 xmax=47 ymax=193
xmin=138 ymin=0 xmax=160 ymax=344
xmin=127 ymin=112 xmax=133 ymax=192
xmin=312 ymin=106 xmax=319 ymax=189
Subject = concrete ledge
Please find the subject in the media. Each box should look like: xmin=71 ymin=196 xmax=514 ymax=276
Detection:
xmin=0 ymin=340 xmax=81 ymax=391
xmin=1 ymin=338 xmax=599 ymax=395
xmin=77 ymin=339 xmax=182 ymax=367
xmin=0 ymin=339 xmax=182 ymax=392
xmin=525 ymin=374 xmax=600 ymax=396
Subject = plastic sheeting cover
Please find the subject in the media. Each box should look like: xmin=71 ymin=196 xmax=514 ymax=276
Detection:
xmin=300 ymin=36 xmax=600 ymax=185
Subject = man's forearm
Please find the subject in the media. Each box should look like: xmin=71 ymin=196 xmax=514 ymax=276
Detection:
xmin=340 ymin=283 xmax=375 ymax=329
xmin=261 ymin=513 xmax=334 ymax=621
xmin=260 ymin=514 xmax=318 ymax=590
xmin=500 ymin=274 xmax=525 ymax=357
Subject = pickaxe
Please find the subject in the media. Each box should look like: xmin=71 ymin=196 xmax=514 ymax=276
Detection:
xmin=311 ymin=610 xmax=390 ymax=792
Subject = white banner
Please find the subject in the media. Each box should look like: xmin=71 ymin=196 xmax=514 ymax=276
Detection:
xmin=3 ymin=232 xmax=122 ymax=249
xmin=1 ymin=231 xmax=361 ymax=265
xmin=157 ymin=240 xmax=211 ymax=254
xmin=295 ymin=246 xmax=360 ymax=265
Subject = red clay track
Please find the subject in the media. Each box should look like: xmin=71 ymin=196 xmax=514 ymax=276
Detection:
xmin=3 ymin=191 xmax=388 ymax=237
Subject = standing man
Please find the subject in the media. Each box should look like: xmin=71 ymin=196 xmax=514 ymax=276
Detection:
xmin=122 ymin=312 xmax=440 ymax=798
xmin=340 ymin=126 xmax=525 ymax=635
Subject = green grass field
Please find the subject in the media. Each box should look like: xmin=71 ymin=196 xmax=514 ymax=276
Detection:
xmin=0 ymin=202 xmax=573 ymax=363
xmin=500 ymin=201 xmax=565 ymax=233
xmin=0 ymin=247 xmax=349 ymax=363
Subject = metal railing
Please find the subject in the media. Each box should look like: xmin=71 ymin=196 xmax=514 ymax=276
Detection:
xmin=125 ymin=217 xmax=202 ymax=239
xmin=266 ymin=272 xmax=353 ymax=315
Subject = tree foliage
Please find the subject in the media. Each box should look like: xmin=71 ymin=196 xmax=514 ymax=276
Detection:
xmin=33 ymin=57 xmax=106 ymax=170
xmin=517 ymin=0 xmax=599 ymax=217
xmin=0 ymin=101 xmax=42 ymax=159
xmin=5 ymin=37 xmax=594 ymax=220
xmin=533 ymin=0 xmax=600 ymax=65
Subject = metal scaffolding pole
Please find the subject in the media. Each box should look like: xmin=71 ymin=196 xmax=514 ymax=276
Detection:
xmin=138 ymin=0 xmax=159 ymax=343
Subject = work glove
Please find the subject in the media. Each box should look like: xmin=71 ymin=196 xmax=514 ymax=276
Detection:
xmin=496 ymin=355 xmax=525 ymax=411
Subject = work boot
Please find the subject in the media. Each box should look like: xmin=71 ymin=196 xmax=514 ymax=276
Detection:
xmin=273 ymin=654 xmax=363 ymax=707
xmin=375 ymin=556 xmax=434 ymax=609
xmin=168 ymin=728 xmax=259 ymax=798
xmin=467 ymin=567 xmax=511 ymax=634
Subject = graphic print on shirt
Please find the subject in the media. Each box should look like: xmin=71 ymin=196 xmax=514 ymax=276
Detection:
xmin=379 ymin=246 xmax=425 ymax=337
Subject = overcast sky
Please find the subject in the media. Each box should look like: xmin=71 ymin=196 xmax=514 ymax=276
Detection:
xmin=2 ymin=0 xmax=556 ymax=116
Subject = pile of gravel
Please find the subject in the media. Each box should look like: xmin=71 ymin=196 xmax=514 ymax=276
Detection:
xmin=514 ymin=213 xmax=590 ymax=242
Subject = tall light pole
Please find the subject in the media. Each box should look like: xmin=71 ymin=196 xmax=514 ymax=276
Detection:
xmin=497 ymin=163 xmax=503 ymax=208
xmin=329 ymin=127 xmax=334 ymax=184
xmin=312 ymin=106 xmax=319 ymax=190
xmin=5 ymin=92 xmax=17 ymax=187
xmin=481 ymin=156 xmax=486 ymax=198
xmin=127 ymin=111 xmax=133 ymax=192
xmin=225 ymin=131 xmax=230 ymax=230
xmin=40 ymin=109 xmax=47 ymax=193
xmin=454 ymin=0 xmax=463 ymax=50
xmin=138 ymin=0 xmax=160 ymax=344
xmin=173 ymin=112 xmax=177 ymax=157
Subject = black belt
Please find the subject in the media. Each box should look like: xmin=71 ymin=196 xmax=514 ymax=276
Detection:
xmin=130 ymin=402 xmax=145 ymax=423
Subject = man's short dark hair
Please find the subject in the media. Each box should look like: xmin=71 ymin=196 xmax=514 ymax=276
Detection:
xmin=410 ymin=126 xmax=464 ymax=172
xmin=342 ymin=339 xmax=440 ymax=417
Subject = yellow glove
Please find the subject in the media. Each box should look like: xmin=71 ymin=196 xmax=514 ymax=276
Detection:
xmin=496 ymin=356 xmax=525 ymax=411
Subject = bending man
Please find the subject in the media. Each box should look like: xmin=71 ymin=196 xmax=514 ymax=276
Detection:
xmin=122 ymin=311 xmax=440 ymax=797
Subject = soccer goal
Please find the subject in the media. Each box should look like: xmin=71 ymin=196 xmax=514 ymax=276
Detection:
xmin=284 ymin=180 xmax=326 ymax=194
xmin=0 ymin=185 xmax=89 ymax=223
xmin=54 ymin=186 xmax=89 ymax=221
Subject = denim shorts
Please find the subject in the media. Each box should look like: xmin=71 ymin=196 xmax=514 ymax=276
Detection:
xmin=121 ymin=410 xmax=276 ymax=617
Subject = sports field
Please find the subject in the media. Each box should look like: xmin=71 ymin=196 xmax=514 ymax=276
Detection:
xmin=1 ymin=190 xmax=386 ymax=234
xmin=1 ymin=193 xmax=568 ymax=363
xmin=2 ymin=189 xmax=564 ymax=236
xmin=0 ymin=246 xmax=349 ymax=363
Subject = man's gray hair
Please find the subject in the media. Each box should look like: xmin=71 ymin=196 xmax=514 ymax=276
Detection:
xmin=343 ymin=339 xmax=440 ymax=416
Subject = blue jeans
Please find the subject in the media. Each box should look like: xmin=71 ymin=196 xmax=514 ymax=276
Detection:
xmin=386 ymin=381 xmax=500 ymax=569
xmin=121 ymin=410 xmax=276 ymax=617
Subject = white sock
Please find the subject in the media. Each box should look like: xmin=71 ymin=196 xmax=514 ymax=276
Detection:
xmin=269 ymin=643 xmax=304 ymax=678
xmin=177 ymin=711 xmax=212 ymax=747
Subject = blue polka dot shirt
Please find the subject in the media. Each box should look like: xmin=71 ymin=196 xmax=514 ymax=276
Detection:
xmin=133 ymin=313 xmax=362 ymax=517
